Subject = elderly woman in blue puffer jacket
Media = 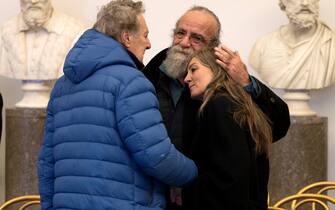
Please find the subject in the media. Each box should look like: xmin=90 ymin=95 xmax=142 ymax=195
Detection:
xmin=37 ymin=1 xmax=197 ymax=210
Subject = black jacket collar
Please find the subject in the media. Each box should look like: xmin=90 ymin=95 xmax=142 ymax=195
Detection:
xmin=126 ymin=49 xmax=145 ymax=70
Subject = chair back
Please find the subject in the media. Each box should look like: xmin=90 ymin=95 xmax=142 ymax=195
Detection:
xmin=0 ymin=195 xmax=40 ymax=210
xmin=268 ymin=193 xmax=335 ymax=210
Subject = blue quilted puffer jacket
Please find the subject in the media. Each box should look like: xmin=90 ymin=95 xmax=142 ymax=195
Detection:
xmin=37 ymin=29 xmax=197 ymax=210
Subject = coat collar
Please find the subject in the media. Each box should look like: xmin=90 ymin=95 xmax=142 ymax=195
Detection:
xmin=125 ymin=49 xmax=145 ymax=70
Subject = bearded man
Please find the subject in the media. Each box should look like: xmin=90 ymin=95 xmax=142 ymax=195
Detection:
xmin=249 ymin=0 xmax=335 ymax=89
xmin=0 ymin=0 xmax=84 ymax=80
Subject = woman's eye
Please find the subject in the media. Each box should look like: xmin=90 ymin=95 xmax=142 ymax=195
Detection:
xmin=190 ymin=67 xmax=197 ymax=72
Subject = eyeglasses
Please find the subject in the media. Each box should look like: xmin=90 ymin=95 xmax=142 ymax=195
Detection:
xmin=173 ymin=28 xmax=208 ymax=46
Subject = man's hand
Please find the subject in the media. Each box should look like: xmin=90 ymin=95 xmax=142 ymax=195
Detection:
xmin=214 ymin=45 xmax=251 ymax=87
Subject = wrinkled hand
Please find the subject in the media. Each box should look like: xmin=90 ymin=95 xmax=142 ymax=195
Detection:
xmin=170 ymin=187 xmax=182 ymax=206
xmin=214 ymin=45 xmax=251 ymax=87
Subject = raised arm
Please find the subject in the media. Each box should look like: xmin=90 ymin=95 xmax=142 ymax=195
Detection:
xmin=214 ymin=45 xmax=290 ymax=141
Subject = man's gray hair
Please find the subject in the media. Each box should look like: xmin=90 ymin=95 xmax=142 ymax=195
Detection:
xmin=94 ymin=0 xmax=144 ymax=40
xmin=176 ymin=6 xmax=221 ymax=48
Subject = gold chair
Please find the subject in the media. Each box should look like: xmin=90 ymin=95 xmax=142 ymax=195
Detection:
xmin=292 ymin=181 xmax=335 ymax=210
xmin=0 ymin=195 xmax=40 ymax=210
xmin=268 ymin=193 xmax=335 ymax=210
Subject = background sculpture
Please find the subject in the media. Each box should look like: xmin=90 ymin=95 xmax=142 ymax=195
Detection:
xmin=0 ymin=0 xmax=84 ymax=107
xmin=249 ymin=0 xmax=335 ymax=115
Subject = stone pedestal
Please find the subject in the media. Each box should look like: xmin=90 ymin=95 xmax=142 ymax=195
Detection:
xmin=5 ymin=108 xmax=46 ymax=200
xmin=268 ymin=116 xmax=327 ymax=204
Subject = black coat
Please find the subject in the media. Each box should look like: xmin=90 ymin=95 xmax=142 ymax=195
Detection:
xmin=182 ymin=95 xmax=269 ymax=210
xmin=143 ymin=49 xmax=201 ymax=153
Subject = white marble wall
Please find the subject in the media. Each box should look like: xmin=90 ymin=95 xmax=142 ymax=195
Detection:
xmin=1 ymin=0 xmax=335 ymax=203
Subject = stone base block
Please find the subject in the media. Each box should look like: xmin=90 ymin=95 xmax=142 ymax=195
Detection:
xmin=268 ymin=116 xmax=327 ymax=204
xmin=5 ymin=108 xmax=45 ymax=200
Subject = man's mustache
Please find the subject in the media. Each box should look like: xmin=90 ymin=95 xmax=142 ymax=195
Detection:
xmin=26 ymin=5 xmax=44 ymax=11
xmin=171 ymin=47 xmax=193 ymax=55
xmin=295 ymin=6 xmax=317 ymax=15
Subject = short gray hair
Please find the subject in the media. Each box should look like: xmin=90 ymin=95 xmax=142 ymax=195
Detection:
xmin=176 ymin=6 xmax=221 ymax=48
xmin=94 ymin=0 xmax=144 ymax=40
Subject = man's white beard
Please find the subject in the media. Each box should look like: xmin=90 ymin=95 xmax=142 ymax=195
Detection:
xmin=163 ymin=45 xmax=194 ymax=79
xmin=22 ymin=9 xmax=51 ymax=29
xmin=287 ymin=8 xmax=318 ymax=30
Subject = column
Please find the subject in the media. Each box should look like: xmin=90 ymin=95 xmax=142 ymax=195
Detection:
xmin=5 ymin=108 xmax=45 ymax=199
xmin=268 ymin=116 xmax=327 ymax=204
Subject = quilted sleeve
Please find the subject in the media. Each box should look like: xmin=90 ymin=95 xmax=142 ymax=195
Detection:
xmin=38 ymin=99 xmax=55 ymax=210
xmin=115 ymin=73 xmax=197 ymax=187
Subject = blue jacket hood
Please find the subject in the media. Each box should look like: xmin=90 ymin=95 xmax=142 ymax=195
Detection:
xmin=63 ymin=29 xmax=136 ymax=83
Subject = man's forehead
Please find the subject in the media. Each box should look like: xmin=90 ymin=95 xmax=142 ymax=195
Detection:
xmin=178 ymin=11 xmax=216 ymax=26
xmin=138 ymin=15 xmax=149 ymax=33
xmin=177 ymin=11 xmax=217 ymax=36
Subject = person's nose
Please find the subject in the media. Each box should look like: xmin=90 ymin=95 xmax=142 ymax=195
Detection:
xmin=179 ymin=35 xmax=192 ymax=48
xmin=146 ymin=39 xmax=151 ymax=50
xmin=184 ymin=72 xmax=191 ymax=84
xmin=30 ymin=0 xmax=40 ymax=3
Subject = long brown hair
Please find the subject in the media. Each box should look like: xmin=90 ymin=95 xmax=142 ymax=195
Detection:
xmin=189 ymin=49 xmax=273 ymax=155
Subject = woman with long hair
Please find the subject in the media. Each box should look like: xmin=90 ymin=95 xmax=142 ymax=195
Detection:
xmin=182 ymin=48 xmax=273 ymax=210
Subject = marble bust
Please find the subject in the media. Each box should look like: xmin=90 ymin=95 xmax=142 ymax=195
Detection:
xmin=0 ymin=0 xmax=84 ymax=80
xmin=249 ymin=0 xmax=335 ymax=90
xmin=0 ymin=0 xmax=84 ymax=107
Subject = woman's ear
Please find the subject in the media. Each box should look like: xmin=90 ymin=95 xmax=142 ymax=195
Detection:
xmin=120 ymin=31 xmax=131 ymax=48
